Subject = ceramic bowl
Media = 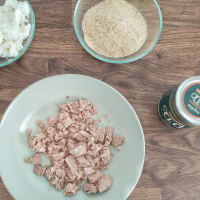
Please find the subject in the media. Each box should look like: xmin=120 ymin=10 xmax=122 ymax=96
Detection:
xmin=0 ymin=74 xmax=145 ymax=200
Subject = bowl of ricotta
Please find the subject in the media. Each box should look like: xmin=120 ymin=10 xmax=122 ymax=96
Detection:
xmin=0 ymin=0 xmax=35 ymax=68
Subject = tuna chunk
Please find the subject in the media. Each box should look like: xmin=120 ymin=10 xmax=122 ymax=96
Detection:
xmin=100 ymin=147 xmax=110 ymax=166
xmin=96 ymin=127 xmax=105 ymax=143
xmin=63 ymin=117 xmax=73 ymax=128
xmin=69 ymin=143 xmax=87 ymax=157
xmin=88 ymin=142 xmax=102 ymax=156
xmin=65 ymin=167 xmax=76 ymax=182
xmin=65 ymin=156 xmax=82 ymax=179
xmin=111 ymin=134 xmax=125 ymax=149
xmin=87 ymin=171 xmax=101 ymax=184
xmin=64 ymin=183 xmax=79 ymax=196
xmin=45 ymin=166 xmax=55 ymax=181
xmin=83 ymin=167 xmax=95 ymax=176
xmin=51 ymin=152 xmax=65 ymax=161
xmin=96 ymin=174 xmax=112 ymax=193
xmin=104 ymin=127 xmax=113 ymax=146
xmin=79 ymin=98 xmax=90 ymax=111
xmin=67 ymin=138 xmax=76 ymax=150
xmin=50 ymin=176 xmax=65 ymax=190
xmin=28 ymin=133 xmax=46 ymax=153
xmin=36 ymin=120 xmax=47 ymax=133
xmin=79 ymin=130 xmax=95 ymax=142
xmin=65 ymin=156 xmax=78 ymax=169
xmin=24 ymin=153 xmax=41 ymax=165
xmin=83 ymin=183 xmax=98 ymax=194
xmin=55 ymin=178 xmax=65 ymax=190
xmin=33 ymin=164 xmax=47 ymax=176
xmin=76 ymin=156 xmax=90 ymax=167
xmin=55 ymin=168 xmax=66 ymax=178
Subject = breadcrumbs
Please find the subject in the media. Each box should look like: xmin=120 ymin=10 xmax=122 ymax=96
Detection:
xmin=82 ymin=0 xmax=147 ymax=58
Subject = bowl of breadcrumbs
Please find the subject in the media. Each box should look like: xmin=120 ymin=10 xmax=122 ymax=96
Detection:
xmin=73 ymin=0 xmax=162 ymax=64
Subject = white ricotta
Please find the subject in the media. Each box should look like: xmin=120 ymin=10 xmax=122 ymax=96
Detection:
xmin=0 ymin=0 xmax=31 ymax=58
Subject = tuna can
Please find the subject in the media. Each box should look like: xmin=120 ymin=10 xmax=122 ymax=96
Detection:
xmin=158 ymin=76 xmax=200 ymax=129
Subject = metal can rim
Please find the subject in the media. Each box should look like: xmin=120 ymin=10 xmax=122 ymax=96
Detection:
xmin=174 ymin=76 xmax=200 ymax=126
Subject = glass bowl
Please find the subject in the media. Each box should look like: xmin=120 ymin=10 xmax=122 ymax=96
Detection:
xmin=74 ymin=0 xmax=163 ymax=64
xmin=0 ymin=0 xmax=36 ymax=68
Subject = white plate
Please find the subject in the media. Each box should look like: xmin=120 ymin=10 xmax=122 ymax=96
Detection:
xmin=0 ymin=74 xmax=145 ymax=200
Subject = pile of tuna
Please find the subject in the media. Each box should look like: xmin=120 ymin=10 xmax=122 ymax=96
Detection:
xmin=25 ymin=98 xmax=125 ymax=196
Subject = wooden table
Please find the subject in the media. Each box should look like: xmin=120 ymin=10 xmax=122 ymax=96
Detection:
xmin=0 ymin=0 xmax=200 ymax=199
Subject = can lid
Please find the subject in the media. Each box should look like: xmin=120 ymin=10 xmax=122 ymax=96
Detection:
xmin=175 ymin=76 xmax=200 ymax=126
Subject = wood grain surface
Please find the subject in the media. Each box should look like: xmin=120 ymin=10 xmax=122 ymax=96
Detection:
xmin=0 ymin=0 xmax=200 ymax=199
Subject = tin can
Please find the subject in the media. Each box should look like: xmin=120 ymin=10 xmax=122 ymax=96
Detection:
xmin=158 ymin=76 xmax=200 ymax=129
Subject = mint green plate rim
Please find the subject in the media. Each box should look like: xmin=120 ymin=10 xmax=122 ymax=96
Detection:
xmin=0 ymin=0 xmax=36 ymax=68
xmin=73 ymin=0 xmax=163 ymax=64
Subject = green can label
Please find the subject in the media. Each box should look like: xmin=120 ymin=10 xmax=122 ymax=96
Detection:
xmin=182 ymin=82 xmax=200 ymax=119
xmin=158 ymin=88 xmax=188 ymax=129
